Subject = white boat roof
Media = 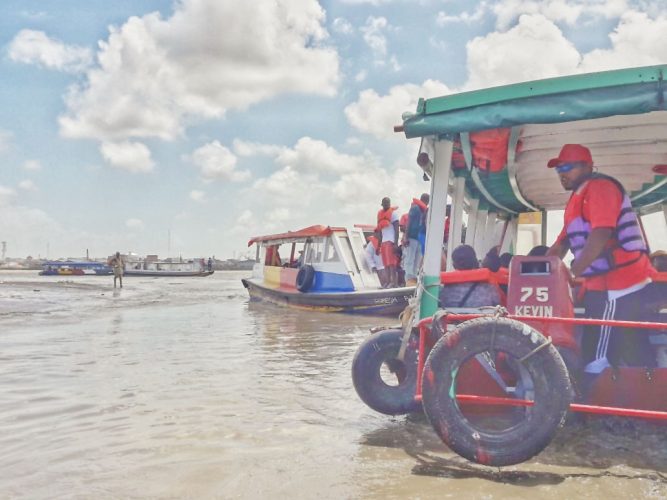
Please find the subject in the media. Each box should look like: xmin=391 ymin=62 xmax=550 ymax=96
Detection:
xmin=401 ymin=65 xmax=667 ymax=215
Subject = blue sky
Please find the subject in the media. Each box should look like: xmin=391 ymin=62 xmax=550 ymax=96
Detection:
xmin=0 ymin=0 xmax=665 ymax=259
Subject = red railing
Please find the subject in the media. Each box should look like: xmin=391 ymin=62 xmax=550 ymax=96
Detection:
xmin=414 ymin=313 xmax=667 ymax=421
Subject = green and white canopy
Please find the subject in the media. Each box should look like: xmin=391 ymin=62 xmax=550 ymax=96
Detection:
xmin=402 ymin=65 xmax=667 ymax=216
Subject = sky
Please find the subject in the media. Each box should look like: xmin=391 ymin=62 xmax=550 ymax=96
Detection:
xmin=0 ymin=0 xmax=666 ymax=260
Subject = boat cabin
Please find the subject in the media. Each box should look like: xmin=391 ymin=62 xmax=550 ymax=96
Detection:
xmin=40 ymin=261 xmax=112 ymax=276
xmin=396 ymin=65 xmax=666 ymax=321
xmin=248 ymin=225 xmax=381 ymax=293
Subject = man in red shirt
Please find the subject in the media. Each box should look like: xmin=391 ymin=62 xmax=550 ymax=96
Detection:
xmin=546 ymin=144 xmax=657 ymax=373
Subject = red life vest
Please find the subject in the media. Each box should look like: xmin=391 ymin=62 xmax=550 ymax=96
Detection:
xmin=564 ymin=174 xmax=647 ymax=277
xmin=376 ymin=206 xmax=398 ymax=231
xmin=411 ymin=198 xmax=427 ymax=212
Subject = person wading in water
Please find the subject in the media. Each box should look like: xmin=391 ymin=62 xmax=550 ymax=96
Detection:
xmin=109 ymin=252 xmax=124 ymax=289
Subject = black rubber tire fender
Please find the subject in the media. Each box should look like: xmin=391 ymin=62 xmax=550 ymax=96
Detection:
xmin=422 ymin=317 xmax=572 ymax=467
xmin=352 ymin=328 xmax=422 ymax=415
xmin=296 ymin=265 xmax=315 ymax=292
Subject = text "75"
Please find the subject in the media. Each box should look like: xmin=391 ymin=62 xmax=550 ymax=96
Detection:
xmin=520 ymin=287 xmax=549 ymax=302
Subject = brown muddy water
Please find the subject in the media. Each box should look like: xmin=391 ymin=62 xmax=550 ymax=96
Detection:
xmin=1 ymin=270 xmax=666 ymax=499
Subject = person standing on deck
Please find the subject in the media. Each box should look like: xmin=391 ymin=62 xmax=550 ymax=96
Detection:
xmin=402 ymin=193 xmax=429 ymax=286
xmin=546 ymin=144 xmax=657 ymax=374
xmin=365 ymin=232 xmax=387 ymax=288
xmin=109 ymin=251 xmax=124 ymax=289
xmin=376 ymin=197 xmax=400 ymax=288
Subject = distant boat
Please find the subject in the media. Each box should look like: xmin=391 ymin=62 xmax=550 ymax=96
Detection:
xmin=242 ymin=225 xmax=415 ymax=316
xmin=123 ymin=257 xmax=214 ymax=277
xmin=40 ymin=261 xmax=112 ymax=276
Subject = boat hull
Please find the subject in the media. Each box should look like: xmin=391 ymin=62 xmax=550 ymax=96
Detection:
xmin=241 ymin=278 xmax=415 ymax=316
xmin=124 ymin=270 xmax=214 ymax=277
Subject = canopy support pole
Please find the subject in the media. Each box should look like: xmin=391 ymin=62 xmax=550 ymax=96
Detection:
xmin=473 ymin=209 xmax=489 ymax=258
xmin=541 ymin=210 xmax=548 ymax=245
xmin=501 ymin=217 xmax=518 ymax=254
xmin=483 ymin=211 xmax=497 ymax=255
xmin=465 ymin=198 xmax=480 ymax=246
xmin=446 ymin=176 xmax=466 ymax=271
xmin=420 ymin=138 xmax=453 ymax=319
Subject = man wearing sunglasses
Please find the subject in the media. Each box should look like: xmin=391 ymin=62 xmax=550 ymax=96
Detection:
xmin=546 ymin=144 xmax=657 ymax=376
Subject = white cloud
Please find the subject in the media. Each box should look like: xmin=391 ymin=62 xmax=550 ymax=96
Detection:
xmin=579 ymin=11 xmax=667 ymax=72
xmin=0 ymin=184 xmax=57 ymax=258
xmin=19 ymin=10 xmax=48 ymax=21
xmin=274 ymin=136 xmax=372 ymax=174
xmin=340 ymin=0 xmax=389 ymax=4
xmin=58 ymin=0 xmax=340 ymax=141
xmin=437 ymin=3 xmax=489 ymax=25
xmin=189 ymin=189 xmax=206 ymax=202
xmin=361 ymin=16 xmax=389 ymax=60
xmin=0 ymin=130 xmax=13 ymax=153
xmin=354 ymin=69 xmax=368 ymax=82
xmin=0 ymin=185 xmax=16 ymax=206
xmin=18 ymin=180 xmax=38 ymax=191
xmin=232 ymin=139 xmax=285 ymax=158
xmin=492 ymin=0 xmax=629 ymax=30
xmin=100 ymin=141 xmax=154 ymax=172
xmin=332 ymin=17 xmax=354 ymax=35
xmin=252 ymin=166 xmax=305 ymax=202
xmin=345 ymin=79 xmax=452 ymax=139
xmin=237 ymin=210 xmax=254 ymax=226
xmin=389 ymin=55 xmax=401 ymax=72
xmin=230 ymin=209 xmax=254 ymax=236
xmin=8 ymin=29 xmax=92 ymax=73
xmin=125 ymin=218 xmax=144 ymax=229
xmin=267 ymin=207 xmax=291 ymax=224
xmin=465 ymin=14 xmax=581 ymax=90
xmin=236 ymin=136 xmax=372 ymax=177
xmin=462 ymin=10 xmax=667 ymax=90
xmin=239 ymin=138 xmax=424 ymax=237
xmin=429 ymin=37 xmax=448 ymax=52
xmin=188 ymin=140 xmax=250 ymax=182
xmin=22 ymin=160 xmax=42 ymax=171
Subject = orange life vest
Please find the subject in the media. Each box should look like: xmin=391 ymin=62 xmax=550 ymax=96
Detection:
xmin=376 ymin=206 xmax=398 ymax=231
xmin=411 ymin=198 xmax=427 ymax=211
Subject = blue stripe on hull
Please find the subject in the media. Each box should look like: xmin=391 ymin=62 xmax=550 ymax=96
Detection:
xmin=311 ymin=270 xmax=354 ymax=293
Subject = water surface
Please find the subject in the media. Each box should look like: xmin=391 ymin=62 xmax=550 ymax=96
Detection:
xmin=1 ymin=270 xmax=666 ymax=498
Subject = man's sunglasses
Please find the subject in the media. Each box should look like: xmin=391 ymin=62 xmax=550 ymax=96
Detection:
xmin=555 ymin=162 xmax=580 ymax=174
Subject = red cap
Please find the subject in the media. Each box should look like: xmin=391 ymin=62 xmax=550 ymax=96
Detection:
xmin=547 ymin=144 xmax=593 ymax=168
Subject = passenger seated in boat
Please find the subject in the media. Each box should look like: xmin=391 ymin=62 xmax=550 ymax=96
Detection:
xmin=265 ymin=245 xmax=281 ymax=267
xmin=439 ymin=245 xmax=504 ymax=308
xmin=292 ymin=250 xmax=304 ymax=268
xmin=650 ymin=250 xmax=667 ymax=272
xmin=499 ymin=252 xmax=512 ymax=269
xmin=518 ymin=245 xmax=551 ymax=275
xmin=482 ymin=246 xmax=501 ymax=271
xmin=528 ymin=245 xmax=549 ymax=257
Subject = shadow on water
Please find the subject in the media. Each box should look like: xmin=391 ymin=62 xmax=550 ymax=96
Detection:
xmin=406 ymin=451 xmax=667 ymax=486
xmin=360 ymin=413 xmax=667 ymax=487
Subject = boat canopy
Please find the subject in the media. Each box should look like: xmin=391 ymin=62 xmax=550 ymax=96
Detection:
xmin=247 ymin=225 xmax=346 ymax=247
xmin=401 ymin=65 xmax=667 ymax=215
